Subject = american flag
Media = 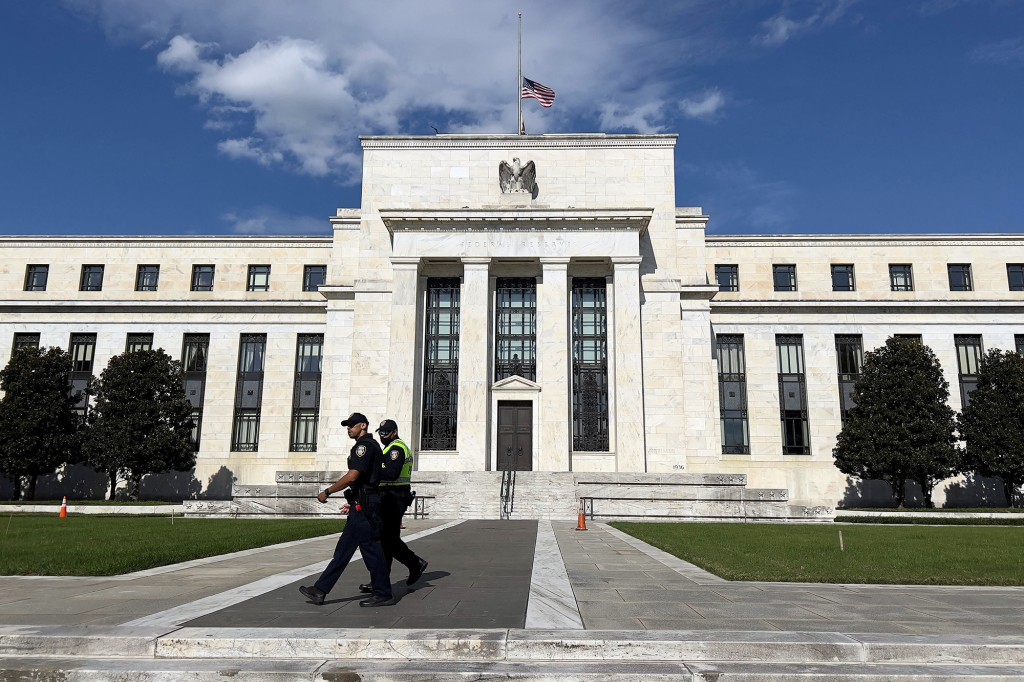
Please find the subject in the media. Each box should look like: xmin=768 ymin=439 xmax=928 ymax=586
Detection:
xmin=521 ymin=77 xmax=556 ymax=108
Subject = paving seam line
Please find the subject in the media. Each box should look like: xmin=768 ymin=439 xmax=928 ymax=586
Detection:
xmin=525 ymin=520 xmax=584 ymax=629
xmin=596 ymin=522 xmax=726 ymax=584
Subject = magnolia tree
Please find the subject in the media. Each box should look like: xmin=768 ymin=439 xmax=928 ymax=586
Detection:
xmin=834 ymin=336 xmax=961 ymax=508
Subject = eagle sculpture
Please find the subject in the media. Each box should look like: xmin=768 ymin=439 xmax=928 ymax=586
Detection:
xmin=498 ymin=157 xmax=536 ymax=194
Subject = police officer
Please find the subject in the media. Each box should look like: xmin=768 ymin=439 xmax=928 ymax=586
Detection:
xmin=359 ymin=419 xmax=428 ymax=593
xmin=298 ymin=412 xmax=394 ymax=607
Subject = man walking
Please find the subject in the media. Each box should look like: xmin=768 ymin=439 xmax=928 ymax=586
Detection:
xmin=359 ymin=419 xmax=428 ymax=593
xmin=299 ymin=412 xmax=394 ymax=607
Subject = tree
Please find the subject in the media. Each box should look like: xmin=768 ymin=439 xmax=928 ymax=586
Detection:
xmin=833 ymin=337 xmax=960 ymax=508
xmin=82 ymin=349 xmax=195 ymax=500
xmin=0 ymin=347 xmax=82 ymax=500
xmin=958 ymin=349 xmax=1024 ymax=507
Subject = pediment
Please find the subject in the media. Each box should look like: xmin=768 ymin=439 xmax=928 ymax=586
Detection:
xmin=492 ymin=375 xmax=541 ymax=392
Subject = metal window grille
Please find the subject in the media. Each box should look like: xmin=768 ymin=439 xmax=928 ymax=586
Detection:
xmin=247 ymin=265 xmax=271 ymax=292
xmin=715 ymin=265 xmax=739 ymax=292
xmin=182 ymin=333 xmax=210 ymax=451
xmin=1016 ymin=335 xmax=1024 ymax=355
xmin=80 ymin=265 xmax=104 ymax=291
xmin=889 ymin=264 xmax=914 ymax=292
xmin=571 ymin=278 xmax=610 ymax=451
xmin=135 ymin=265 xmax=160 ymax=292
xmin=290 ymin=333 xmax=324 ymax=452
xmin=231 ymin=333 xmax=266 ymax=451
xmin=955 ymin=334 xmax=983 ymax=408
xmin=191 ymin=265 xmax=215 ymax=292
xmin=494 ymin=278 xmax=536 ymax=382
xmin=11 ymin=333 xmax=40 ymax=356
xmin=125 ymin=333 xmax=153 ymax=353
xmin=948 ymin=264 xmax=973 ymax=292
xmin=303 ymin=265 xmax=327 ymax=292
xmin=835 ymin=335 xmax=863 ymax=423
xmin=24 ymin=265 xmax=48 ymax=291
xmin=1008 ymin=265 xmax=1024 ymax=292
xmin=831 ymin=265 xmax=856 ymax=292
xmin=716 ymin=334 xmax=749 ymax=454
xmin=69 ymin=333 xmax=96 ymax=417
xmin=777 ymin=335 xmax=810 ymax=455
xmin=421 ymin=278 xmax=460 ymax=450
xmin=773 ymin=265 xmax=797 ymax=292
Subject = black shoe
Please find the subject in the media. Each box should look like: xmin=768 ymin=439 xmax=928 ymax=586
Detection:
xmin=407 ymin=558 xmax=428 ymax=586
xmin=359 ymin=594 xmax=396 ymax=607
xmin=299 ymin=585 xmax=326 ymax=605
xmin=358 ymin=583 xmax=373 ymax=594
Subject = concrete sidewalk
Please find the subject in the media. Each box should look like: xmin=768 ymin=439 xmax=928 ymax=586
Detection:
xmin=1 ymin=519 xmax=1023 ymax=680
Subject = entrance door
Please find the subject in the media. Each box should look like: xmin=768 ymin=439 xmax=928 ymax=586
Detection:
xmin=496 ymin=401 xmax=533 ymax=471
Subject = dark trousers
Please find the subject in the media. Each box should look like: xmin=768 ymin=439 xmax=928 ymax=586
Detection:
xmin=314 ymin=504 xmax=392 ymax=598
xmin=379 ymin=489 xmax=421 ymax=572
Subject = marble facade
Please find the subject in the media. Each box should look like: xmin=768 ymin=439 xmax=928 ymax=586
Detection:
xmin=1 ymin=134 xmax=1023 ymax=508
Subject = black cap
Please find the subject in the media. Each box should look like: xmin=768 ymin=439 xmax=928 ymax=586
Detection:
xmin=376 ymin=419 xmax=398 ymax=435
xmin=341 ymin=412 xmax=369 ymax=427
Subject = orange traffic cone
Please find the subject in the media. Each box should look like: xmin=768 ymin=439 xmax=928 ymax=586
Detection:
xmin=59 ymin=496 xmax=68 ymax=519
xmin=575 ymin=500 xmax=588 ymax=531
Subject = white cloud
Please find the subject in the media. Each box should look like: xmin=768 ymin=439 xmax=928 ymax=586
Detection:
xmin=753 ymin=0 xmax=859 ymax=47
xmin=970 ymin=37 xmax=1024 ymax=66
xmin=679 ymin=88 xmax=726 ymax=121
xmin=221 ymin=207 xmax=329 ymax=235
xmin=684 ymin=161 xmax=799 ymax=231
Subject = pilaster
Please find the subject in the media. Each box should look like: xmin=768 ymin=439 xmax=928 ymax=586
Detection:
xmin=612 ymin=257 xmax=646 ymax=471
xmin=539 ymin=258 xmax=571 ymax=471
xmin=456 ymin=258 xmax=490 ymax=468
xmin=386 ymin=258 xmax=421 ymax=441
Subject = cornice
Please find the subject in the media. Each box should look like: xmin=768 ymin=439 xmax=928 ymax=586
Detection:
xmin=705 ymin=234 xmax=1024 ymax=248
xmin=361 ymin=134 xmax=677 ymax=150
xmin=711 ymin=300 xmax=1024 ymax=314
xmin=379 ymin=208 xmax=653 ymax=236
xmin=0 ymin=237 xmax=332 ymax=249
xmin=0 ymin=300 xmax=327 ymax=315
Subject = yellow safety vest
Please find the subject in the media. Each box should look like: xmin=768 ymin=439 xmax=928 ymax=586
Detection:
xmin=380 ymin=438 xmax=413 ymax=486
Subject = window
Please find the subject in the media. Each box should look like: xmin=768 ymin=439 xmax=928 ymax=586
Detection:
xmin=895 ymin=334 xmax=922 ymax=342
xmin=135 ymin=265 xmax=160 ymax=292
xmin=421 ymin=278 xmax=461 ymax=450
xmin=777 ymin=335 xmax=810 ymax=455
xmin=889 ymin=264 xmax=914 ymax=292
xmin=191 ymin=265 xmax=215 ymax=292
xmin=291 ymin=334 xmax=324 ymax=452
xmin=716 ymin=334 xmax=749 ymax=454
xmin=1017 ymin=335 xmax=1024 ymax=355
xmin=11 ymin=333 xmax=40 ymax=356
xmin=182 ymin=334 xmax=210 ymax=451
xmin=715 ymin=265 xmax=739 ymax=292
xmin=231 ymin=334 xmax=267 ymax=452
xmin=773 ymin=264 xmax=797 ymax=292
xmin=247 ymin=265 xmax=271 ymax=292
xmin=80 ymin=265 xmax=104 ymax=291
xmin=125 ymin=333 xmax=153 ymax=353
xmin=948 ymin=264 xmax=973 ymax=292
xmin=571 ymin=278 xmax=610 ymax=451
xmin=24 ymin=265 xmax=48 ymax=292
xmin=835 ymin=335 xmax=863 ymax=423
xmin=303 ymin=265 xmax=327 ymax=292
xmin=1008 ymin=264 xmax=1024 ymax=292
xmin=69 ymin=333 xmax=97 ymax=417
xmin=831 ymin=265 xmax=856 ymax=292
xmin=955 ymin=334 xmax=983 ymax=408
xmin=494 ymin=278 xmax=537 ymax=382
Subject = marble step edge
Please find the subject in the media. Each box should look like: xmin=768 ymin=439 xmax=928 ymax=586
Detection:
xmin=1 ymin=657 xmax=1022 ymax=682
xmin=4 ymin=627 xmax=1024 ymax=665
xmin=272 ymin=471 xmax=751 ymax=486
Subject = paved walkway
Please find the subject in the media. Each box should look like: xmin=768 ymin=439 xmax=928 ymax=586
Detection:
xmin=2 ymin=519 xmax=1024 ymax=679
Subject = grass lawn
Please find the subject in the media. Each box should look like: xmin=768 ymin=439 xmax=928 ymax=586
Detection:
xmin=611 ymin=522 xmax=1024 ymax=586
xmin=0 ymin=516 xmax=343 ymax=576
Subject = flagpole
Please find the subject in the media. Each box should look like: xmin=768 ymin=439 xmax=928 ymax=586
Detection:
xmin=517 ymin=12 xmax=523 ymax=135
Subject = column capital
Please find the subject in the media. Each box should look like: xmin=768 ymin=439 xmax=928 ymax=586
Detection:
xmin=611 ymin=256 xmax=644 ymax=266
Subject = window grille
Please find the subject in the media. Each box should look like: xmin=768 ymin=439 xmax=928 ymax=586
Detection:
xmin=773 ymin=265 xmax=797 ymax=292
xmin=182 ymin=333 xmax=210 ymax=451
xmin=835 ymin=335 xmax=863 ymax=423
xmin=303 ymin=265 xmax=327 ymax=292
xmin=191 ymin=265 xmax=215 ymax=292
xmin=231 ymin=333 xmax=266 ymax=451
xmin=715 ymin=265 xmax=739 ymax=292
xmin=290 ymin=333 xmax=324 ymax=452
xmin=135 ymin=265 xmax=160 ymax=292
xmin=831 ymin=265 xmax=856 ymax=292
xmin=494 ymin=278 xmax=537 ymax=381
xmin=421 ymin=278 xmax=460 ymax=450
xmin=889 ymin=264 xmax=914 ymax=292
xmin=716 ymin=334 xmax=749 ymax=454
xmin=69 ymin=333 xmax=97 ymax=417
xmin=777 ymin=335 xmax=810 ymax=455
xmin=24 ymin=265 xmax=48 ymax=291
xmin=955 ymin=334 xmax=983 ymax=408
xmin=571 ymin=278 xmax=610 ymax=451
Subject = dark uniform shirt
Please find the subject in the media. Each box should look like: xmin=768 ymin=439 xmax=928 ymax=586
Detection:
xmin=347 ymin=434 xmax=384 ymax=496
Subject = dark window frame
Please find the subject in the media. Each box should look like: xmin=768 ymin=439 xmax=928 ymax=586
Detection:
xmin=494 ymin=277 xmax=537 ymax=382
xmin=715 ymin=264 xmax=739 ymax=292
xmin=889 ymin=264 xmax=914 ymax=292
xmin=125 ymin=333 xmax=153 ymax=353
xmin=247 ymin=264 xmax=271 ymax=292
xmin=773 ymin=264 xmax=797 ymax=292
xmin=948 ymin=264 xmax=974 ymax=292
xmin=24 ymin=265 xmax=48 ymax=292
xmin=831 ymin=264 xmax=856 ymax=292
xmin=11 ymin=332 xmax=41 ymax=356
xmin=571 ymin=277 xmax=610 ymax=452
xmin=716 ymin=334 xmax=749 ymax=454
xmin=290 ymin=333 xmax=324 ymax=452
xmin=79 ymin=265 xmax=104 ymax=292
xmin=421 ymin=278 xmax=461 ymax=450
xmin=302 ymin=265 xmax=327 ymax=292
xmin=835 ymin=335 xmax=863 ymax=424
xmin=191 ymin=265 xmax=215 ymax=292
xmin=231 ymin=333 xmax=267 ymax=452
xmin=135 ymin=264 xmax=160 ymax=292
xmin=1007 ymin=264 xmax=1024 ymax=292
xmin=182 ymin=333 xmax=210 ymax=451
xmin=955 ymin=334 xmax=983 ymax=408
xmin=777 ymin=334 xmax=810 ymax=455
xmin=69 ymin=332 xmax=97 ymax=417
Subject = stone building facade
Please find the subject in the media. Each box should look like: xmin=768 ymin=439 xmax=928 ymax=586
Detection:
xmin=1 ymin=134 xmax=1022 ymax=507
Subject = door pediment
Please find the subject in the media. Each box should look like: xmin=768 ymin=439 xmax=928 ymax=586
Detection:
xmin=492 ymin=375 xmax=541 ymax=392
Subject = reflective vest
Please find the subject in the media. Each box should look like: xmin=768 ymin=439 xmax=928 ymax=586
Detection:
xmin=380 ymin=438 xmax=414 ymax=486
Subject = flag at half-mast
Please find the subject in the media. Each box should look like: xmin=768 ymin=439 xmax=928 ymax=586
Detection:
xmin=521 ymin=77 xmax=556 ymax=108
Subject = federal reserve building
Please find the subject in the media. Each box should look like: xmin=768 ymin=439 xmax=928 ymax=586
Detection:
xmin=2 ymin=133 xmax=1022 ymax=517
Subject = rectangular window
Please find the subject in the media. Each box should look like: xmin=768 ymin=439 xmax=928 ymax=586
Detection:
xmin=125 ymin=333 xmax=153 ymax=353
xmin=182 ymin=333 xmax=210 ymax=451
xmin=835 ymin=335 xmax=863 ymax=423
xmin=135 ymin=265 xmax=160 ymax=292
xmin=1016 ymin=335 xmax=1024 ymax=355
xmin=80 ymin=265 xmax=104 ymax=292
xmin=290 ymin=333 xmax=324 ymax=452
xmin=716 ymin=334 xmax=749 ymax=454
xmin=889 ymin=264 xmax=914 ymax=292
xmin=191 ymin=265 xmax=215 ymax=292
xmin=1008 ymin=264 xmax=1024 ymax=292
xmin=572 ymin=278 xmax=610 ymax=451
xmin=421 ymin=278 xmax=460 ymax=450
xmin=715 ymin=265 xmax=739 ymax=292
xmin=777 ymin=335 xmax=810 ymax=455
xmin=247 ymin=265 xmax=271 ymax=292
xmin=303 ymin=265 xmax=327 ymax=292
xmin=773 ymin=264 xmax=797 ymax=292
xmin=831 ymin=264 xmax=856 ymax=292
xmin=11 ymin=333 xmax=40 ymax=356
xmin=955 ymin=334 xmax=983 ymax=408
xmin=24 ymin=265 xmax=48 ymax=292
xmin=948 ymin=264 xmax=973 ymax=292
xmin=69 ymin=333 xmax=97 ymax=417
xmin=231 ymin=333 xmax=266 ymax=451
xmin=895 ymin=333 xmax=923 ymax=342
xmin=494 ymin=278 xmax=537 ymax=382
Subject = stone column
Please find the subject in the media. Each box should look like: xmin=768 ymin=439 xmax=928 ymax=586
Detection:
xmin=539 ymin=258 xmax=571 ymax=471
xmin=612 ymin=257 xmax=646 ymax=472
xmin=317 ymin=286 xmax=355 ymax=470
xmin=456 ymin=258 xmax=490 ymax=468
xmin=386 ymin=257 xmax=420 ymax=440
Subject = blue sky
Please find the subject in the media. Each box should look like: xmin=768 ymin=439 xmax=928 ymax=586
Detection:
xmin=1 ymin=1 xmax=1023 ymax=236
